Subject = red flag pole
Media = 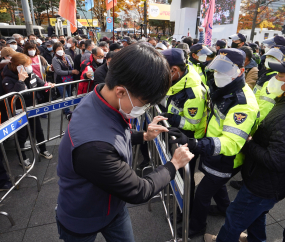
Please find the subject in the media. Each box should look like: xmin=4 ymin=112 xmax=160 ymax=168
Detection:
xmin=113 ymin=0 xmax=115 ymax=43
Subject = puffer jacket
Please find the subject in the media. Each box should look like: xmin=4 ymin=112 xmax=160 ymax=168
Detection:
xmin=242 ymin=95 xmax=285 ymax=201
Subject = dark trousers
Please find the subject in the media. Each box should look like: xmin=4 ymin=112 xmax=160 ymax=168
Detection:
xmin=0 ymin=149 xmax=9 ymax=187
xmin=16 ymin=116 xmax=46 ymax=160
xmin=189 ymin=173 xmax=232 ymax=231
xmin=217 ymin=185 xmax=277 ymax=242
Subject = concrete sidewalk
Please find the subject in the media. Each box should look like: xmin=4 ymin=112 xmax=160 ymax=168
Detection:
xmin=0 ymin=111 xmax=284 ymax=241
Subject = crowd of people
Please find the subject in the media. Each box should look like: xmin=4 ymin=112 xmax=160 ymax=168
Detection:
xmin=0 ymin=30 xmax=285 ymax=242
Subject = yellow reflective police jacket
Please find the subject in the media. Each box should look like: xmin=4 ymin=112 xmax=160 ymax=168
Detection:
xmin=253 ymin=70 xmax=278 ymax=101
xmin=189 ymin=57 xmax=207 ymax=87
xmin=166 ymin=64 xmax=207 ymax=139
xmin=195 ymin=77 xmax=259 ymax=178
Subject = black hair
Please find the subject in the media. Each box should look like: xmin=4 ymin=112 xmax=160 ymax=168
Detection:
xmin=255 ymin=41 xmax=259 ymax=46
xmin=109 ymin=43 xmax=121 ymax=51
xmin=193 ymin=38 xmax=199 ymax=45
xmin=28 ymin=34 xmax=36 ymax=39
xmin=79 ymin=41 xmax=85 ymax=48
xmin=51 ymin=34 xmax=58 ymax=38
xmin=169 ymin=63 xmax=187 ymax=72
xmin=59 ymin=35 xmax=65 ymax=38
xmin=182 ymin=37 xmax=193 ymax=49
xmin=105 ymin=43 xmax=171 ymax=105
xmin=53 ymin=42 xmax=63 ymax=53
xmin=208 ymin=47 xmax=217 ymax=59
xmin=99 ymin=41 xmax=108 ymax=48
xmin=260 ymin=48 xmax=265 ymax=55
xmin=106 ymin=51 xmax=116 ymax=59
xmin=85 ymin=39 xmax=94 ymax=50
xmin=240 ymin=46 xmax=253 ymax=60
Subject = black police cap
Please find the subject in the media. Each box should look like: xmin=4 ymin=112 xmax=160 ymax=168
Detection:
xmin=161 ymin=48 xmax=186 ymax=66
xmin=269 ymin=62 xmax=285 ymax=73
xmin=190 ymin=43 xmax=204 ymax=53
xmin=216 ymin=40 xmax=226 ymax=48
xmin=218 ymin=48 xmax=246 ymax=67
xmin=274 ymin=36 xmax=285 ymax=46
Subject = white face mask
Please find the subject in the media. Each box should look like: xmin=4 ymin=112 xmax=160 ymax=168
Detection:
xmin=56 ymin=50 xmax=64 ymax=56
xmin=10 ymin=44 xmax=17 ymax=50
xmin=198 ymin=54 xmax=207 ymax=62
xmin=265 ymin=57 xmax=280 ymax=69
xmin=119 ymin=87 xmax=150 ymax=119
xmin=267 ymin=76 xmax=285 ymax=96
xmin=52 ymin=39 xmax=58 ymax=43
xmin=28 ymin=50 xmax=36 ymax=56
xmin=97 ymin=58 xmax=104 ymax=64
xmin=214 ymin=72 xmax=233 ymax=88
xmin=20 ymin=40 xmax=24 ymax=45
xmin=67 ymin=43 xmax=72 ymax=48
xmin=25 ymin=65 xmax=33 ymax=74
xmin=104 ymin=52 xmax=108 ymax=57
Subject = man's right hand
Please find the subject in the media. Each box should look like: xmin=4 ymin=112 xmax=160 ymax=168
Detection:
xmin=171 ymin=144 xmax=194 ymax=170
xmin=86 ymin=72 xmax=93 ymax=79
xmin=72 ymin=69 xmax=79 ymax=75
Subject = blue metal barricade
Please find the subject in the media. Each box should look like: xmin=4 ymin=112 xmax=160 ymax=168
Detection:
xmin=0 ymin=92 xmax=40 ymax=226
xmin=15 ymin=79 xmax=92 ymax=150
xmin=133 ymin=105 xmax=191 ymax=242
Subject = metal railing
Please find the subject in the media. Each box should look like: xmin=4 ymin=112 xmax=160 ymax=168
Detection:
xmin=0 ymin=92 xmax=40 ymax=226
xmin=132 ymin=105 xmax=191 ymax=242
xmin=15 ymin=79 xmax=92 ymax=150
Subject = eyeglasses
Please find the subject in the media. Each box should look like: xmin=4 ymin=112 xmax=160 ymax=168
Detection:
xmin=96 ymin=55 xmax=104 ymax=58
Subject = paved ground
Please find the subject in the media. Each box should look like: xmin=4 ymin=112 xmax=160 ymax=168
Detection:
xmin=0 ymin=110 xmax=284 ymax=242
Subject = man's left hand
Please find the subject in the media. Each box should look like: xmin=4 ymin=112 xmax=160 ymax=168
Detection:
xmin=144 ymin=116 xmax=169 ymax=141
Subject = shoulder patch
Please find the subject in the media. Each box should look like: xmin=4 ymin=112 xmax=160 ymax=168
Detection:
xmin=234 ymin=112 xmax=247 ymax=125
xmin=188 ymin=108 xmax=198 ymax=117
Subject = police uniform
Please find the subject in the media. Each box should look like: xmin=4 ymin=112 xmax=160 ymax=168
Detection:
xmin=189 ymin=44 xmax=213 ymax=87
xmin=161 ymin=48 xmax=207 ymax=216
xmin=170 ymin=49 xmax=259 ymax=238
xmin=253 ymin=46 xmax=285 ymax=124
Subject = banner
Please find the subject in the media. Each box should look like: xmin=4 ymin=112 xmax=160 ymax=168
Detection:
xmin=58 ymin=0 xmax=77 ymax=33
xmin=149 ymin=3 xmax=170 ymax=21
xmin=78 ymin=19 xmax=98 ymax=27
xmin=202 ymin=0 xmax=215 ymax=46
xmin=106 ymin=0 xmax=117 ymax=11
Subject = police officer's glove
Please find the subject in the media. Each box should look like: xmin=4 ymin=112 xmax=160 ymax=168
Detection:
xmin=168 ymin=127 xmax=198 ymax=151
xmin=159 ymin=113 xmax=181 ymax=128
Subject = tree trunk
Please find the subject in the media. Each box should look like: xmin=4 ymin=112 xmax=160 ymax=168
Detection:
xmin=250 ymin=0 xmax=260 ymax=41
xmin=144 ymin=1 xmax=147 ymax=35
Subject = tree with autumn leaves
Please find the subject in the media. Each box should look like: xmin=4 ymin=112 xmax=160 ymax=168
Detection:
xmin=238 ymin=0 xmax=285 ymax=40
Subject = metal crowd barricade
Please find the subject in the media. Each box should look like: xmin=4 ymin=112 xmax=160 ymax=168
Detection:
xmin=15 ymin=79 xmax=92 ymax=150
xmin=132 ymin=105 xmax=191 ymax=242
xmin=0 ymin=92 xmax=40 ymax=226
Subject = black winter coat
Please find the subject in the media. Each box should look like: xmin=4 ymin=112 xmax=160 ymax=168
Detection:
xmin=242 ymin=95 xmax=285 ymax=201
xmin=91 ymin=62 xmax=108 ymax=90
xmin=2 ymin=65 xmax=45 ymax=107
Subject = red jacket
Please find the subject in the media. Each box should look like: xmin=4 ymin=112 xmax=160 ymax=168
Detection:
xmin=78 ymin=55 xmax=96 ymax=94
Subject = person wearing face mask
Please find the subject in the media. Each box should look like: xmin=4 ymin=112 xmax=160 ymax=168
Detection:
xmin=42 ymin=41 xmax=54 ymax=65
xmin=65 ymin=37 xmax=81 ymax=61
xmin=189 ymin=44 xmax=213 ymax=87
xmin=6 ymin=38 xmax=22 ymax=53
xmin=228 ymin=33 xmax=246 ymax=49
xmin=90 ymin=51 xmax=115 ymax=90
xmin=12 ymin=33 xmax=24 ymax=50
xmin=23 ymin=42 xmax=51 ymax=82
xmin=159 ymin=48 xmax=207 ymax=225
xmin=2 ymin=53 xmax=55 ymax=167
xmin=51 ymin=34 xmax=59 ymax=43
xmin=79 ymin=47 xmax=105 ymax=94
xmin=259 ymin=36 xmax=285 ymax=70
xmin=56 ymin=43 xmax=194 ymax=242
xmin=168 ymin=49 xmax=259 ymax=239
xmin=0 ymin=47 xmax=16 ymax=93
xmin=52 ymin=42 xmax=79 ymax=119
xmin=204 ymin=60 xmax=285 ymax=242
xmin=230 ymin=46 xmax=285 ymax=191
xmin=98 ymin=41 xmax=109 ymax=58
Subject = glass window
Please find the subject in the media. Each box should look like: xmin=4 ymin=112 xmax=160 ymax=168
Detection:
xmin=0 ymin=28 xmax=9 ymax=36
xmin=264 ymin=33 xmax=269 ymax=40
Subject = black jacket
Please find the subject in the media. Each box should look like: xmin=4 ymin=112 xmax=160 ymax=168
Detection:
xmin=91 ymin=62 xmax=108 ymax=89
xmin=73 ymin=53 xmax=82 ymax=81
xmin=2 ymin=65 xmax=45 ymax=107
xmin=42 ymin=48 xmax=54 ymax=65
xmin=242 ymin=95 xmax=285 ymax=201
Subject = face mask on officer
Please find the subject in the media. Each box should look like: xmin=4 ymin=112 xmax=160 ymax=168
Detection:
xmin=265 ymin=56 xmax=280 ymax=69
xmin=118 ymin=87 xmax=150 ymax=119
xmin=268 ymin=74 xmax=285 ymax=96
xmin=231 ymin=40 xmax=243 ymax=49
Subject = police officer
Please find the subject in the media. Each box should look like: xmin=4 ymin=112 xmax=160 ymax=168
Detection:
xmin=229 ymin=33 xmax=246 ymax=48
xmin=189 ymin=44 xmax=213 ymax=86
xmin=169 ymin=48 xmax=259 ymax=239
xmin=215 ymin=40 xmax=226 ymax=51
xmin=230 ymin=46 xmax=285 ymax=190
xmin=159 ymin=48 xmax=207 ymax=218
